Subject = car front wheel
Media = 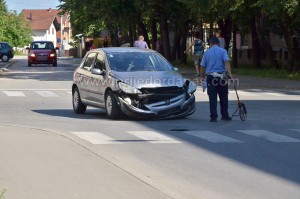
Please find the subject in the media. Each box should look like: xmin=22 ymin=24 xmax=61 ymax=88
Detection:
xmin=1 ymin=54 xmax=9 ymax=62
xmin=73 ymin=87 xmax=87 ymax=114
xmin=105 ymin=91 xmax=121 ymax=119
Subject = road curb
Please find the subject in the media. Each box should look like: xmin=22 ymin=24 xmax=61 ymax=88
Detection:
xmin=0 ymin=61 xmax=17 ymax=75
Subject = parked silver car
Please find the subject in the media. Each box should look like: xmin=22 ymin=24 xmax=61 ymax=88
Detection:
xmin=72 ymin=47 xmax=196 ymax=119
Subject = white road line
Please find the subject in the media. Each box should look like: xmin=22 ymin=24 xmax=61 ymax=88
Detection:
xmin=2 ymin=91 xmax=25 ymax=97
xmin=183 ymin=131 xmax=242 ymax=143
xmin=35 ymin=91 xmax=59 ymax=97
xmin=250 ymin=89 xmax=286 ymax=97
xmin=264 ymin=90 xmax=286 ymax=97
xmin=236 ymin=130 xmax=300 ymax=143
xmin=70 ymin=132 xmax=122 ymax=145
xmin=127 ymin=131 xmax=181 ymax=144
xmin=291 ymin=129 xmax=300 ymax=133
xmin=0 ymin=89 xmax=71 ymax=91
xmin=229 ymin=90 xmax=258 ymax=97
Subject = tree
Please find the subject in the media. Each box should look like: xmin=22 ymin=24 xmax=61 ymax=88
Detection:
xmin=0 ymin=0 xmax=32 ymax=47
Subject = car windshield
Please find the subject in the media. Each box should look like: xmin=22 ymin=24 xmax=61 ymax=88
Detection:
xmin=107 ymin=52 xmax=174 ymax=72
xmin=31 ymin=42 xmax=54 ymax=50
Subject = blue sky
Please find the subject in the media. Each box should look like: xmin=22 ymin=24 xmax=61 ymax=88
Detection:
xmin=6 ymin=0 xmax=61 ymax=13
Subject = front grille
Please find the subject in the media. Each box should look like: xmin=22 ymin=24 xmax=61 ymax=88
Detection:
xmin=140 ymin=87 xmax=184 ymax=105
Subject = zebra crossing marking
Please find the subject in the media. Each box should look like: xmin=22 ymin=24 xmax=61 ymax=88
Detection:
xmin=229 ymin=90 xmax=258 ymax=97
xmin=127 ymin=131 xmax=182 ymax=144
xmin=2 ymin=91 xmax=25 ymax=97
xmin=34 ymin=91 xmax=59 ymax=97
xmin=69 ymin=130 xmax=300 ymax=145
xmin=236 ymin=130 xmax=300 ymax=143
xmin=183 ymin=131 xmax=243 ymax=143
xmin=70 ymin=131 xmax=123 ymax=145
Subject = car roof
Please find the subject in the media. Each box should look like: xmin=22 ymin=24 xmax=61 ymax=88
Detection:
xmin=0 ymin=42 xmax=9 ymax=44
xmin=92 ymin=47 xmax=155 ymax=54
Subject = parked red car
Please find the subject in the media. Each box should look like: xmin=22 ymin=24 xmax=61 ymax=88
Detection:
xmin=27 ymin=41 xmax=58 ymax=67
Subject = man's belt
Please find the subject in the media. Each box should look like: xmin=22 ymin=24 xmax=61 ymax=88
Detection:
xmin=207 ymin=72 xmax=225 ymax=79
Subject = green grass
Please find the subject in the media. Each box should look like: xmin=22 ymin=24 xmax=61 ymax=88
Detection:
xmin=0 ymin=187 xmax=6 ymax=199
xmin=172 ymin=59 xmax=300 ymax=80
xmin=232 ymin=66 xmax=300 ymax=80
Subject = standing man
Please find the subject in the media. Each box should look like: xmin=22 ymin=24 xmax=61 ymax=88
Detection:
xmin=134 ymin=35 xmax=149 ymax=49
xmin=200 ymin=37 xmax=233 ymax=122
xmin=184 ymin=31 xmax=205 ymax=76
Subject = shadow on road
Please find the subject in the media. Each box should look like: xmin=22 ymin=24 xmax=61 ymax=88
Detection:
xmin=32 ymin=99 xmax=300 ymax=185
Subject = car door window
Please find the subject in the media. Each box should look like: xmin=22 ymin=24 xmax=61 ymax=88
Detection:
xmin=93 ymin=53 xmax=105 ymax=71
xmin=82 ymin=53 xmax=97 ymax=70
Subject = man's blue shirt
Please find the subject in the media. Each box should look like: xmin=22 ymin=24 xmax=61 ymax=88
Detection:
xmin=200 ymin=45 xmax=230 ymax=74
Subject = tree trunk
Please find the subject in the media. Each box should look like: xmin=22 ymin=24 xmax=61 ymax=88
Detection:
xmin=151 ymin=18 xmax=158 ymax=50
xmin=282 ymin=21 xmax=294 ymax=72
xmin=251 ymin=19 xmax=261 ymax=69
xmin=180 ymin=22 xmax=188 ymax=64
xmin=254 ymin=15 xmax=279 ymax=69
xmin=218 ymin=18 xmax=232 ymax=51
xmin=129 ymin=23 xmax=134 ymax=47
xmin=232 ymin=25 xmax=238 ymax=68
xmin=159 ymin=11 xmax=171 ymax=60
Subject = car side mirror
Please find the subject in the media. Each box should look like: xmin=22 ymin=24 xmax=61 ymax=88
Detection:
xmin=173 ymin=67 xmax=179 ymax=72
xmin=91 ymin=68 xmax=105 ymax=75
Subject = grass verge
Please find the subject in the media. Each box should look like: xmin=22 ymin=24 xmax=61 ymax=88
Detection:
xmin=232 ymin=66 xmax=300 ymax=80
xmin=172 ymin=60 xmax=300 ymax=80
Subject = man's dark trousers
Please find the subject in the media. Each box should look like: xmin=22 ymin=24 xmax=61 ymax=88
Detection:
xmin=207 ymin=75 xmax=229 ymax=119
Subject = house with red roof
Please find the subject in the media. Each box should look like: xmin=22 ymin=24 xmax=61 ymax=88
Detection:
xmin=22 ymin=8 xmax=72 ymax=54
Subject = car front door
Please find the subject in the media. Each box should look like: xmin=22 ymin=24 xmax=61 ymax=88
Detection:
xmin=88 ymin=52 xmax=107 ymax=105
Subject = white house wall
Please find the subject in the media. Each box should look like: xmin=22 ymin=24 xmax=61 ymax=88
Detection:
xmin=32 ymin=23 xmax=57 ymax=47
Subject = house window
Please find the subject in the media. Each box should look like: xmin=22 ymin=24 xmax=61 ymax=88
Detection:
xmin=52 ymin=28 xmax=54 ymax=35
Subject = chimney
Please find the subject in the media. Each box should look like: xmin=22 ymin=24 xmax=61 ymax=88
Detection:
xmin=48 ymin=8 xmax=52 ymax=12
xmin=29 ymin=13 xmax=32 ymax=20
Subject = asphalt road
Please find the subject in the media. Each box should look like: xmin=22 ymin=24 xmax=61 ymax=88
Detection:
xmin=0 ymin=57 xmax=300 ymax=199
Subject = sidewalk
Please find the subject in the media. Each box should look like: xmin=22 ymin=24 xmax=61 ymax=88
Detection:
xmin=179 ymin=68 xmax=300 ymax=90
xmin=0 ymin=125 xmax=167 ymax=199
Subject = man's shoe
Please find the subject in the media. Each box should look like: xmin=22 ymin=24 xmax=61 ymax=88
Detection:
xmin=221 ymin=116 xmax=232 ymax=121
xmin=210 ymin=118 xmax=217 ymax=122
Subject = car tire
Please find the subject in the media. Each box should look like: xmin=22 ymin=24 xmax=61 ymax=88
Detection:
xmin=53 ymin=62 xmax=57 ymax=67
xmin=73 ymin=87 xmax=87 ymax=114
xmin=105 ymin=91 xmax=121 ymax=119
xmin=28 ymin=62 xmax=32 ymax=67
xmin=1 ymin=54 xmax=9 ymax=62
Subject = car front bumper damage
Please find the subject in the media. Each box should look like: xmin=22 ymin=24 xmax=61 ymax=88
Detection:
xmin=118 ymin=93 xmax=195 ymax=119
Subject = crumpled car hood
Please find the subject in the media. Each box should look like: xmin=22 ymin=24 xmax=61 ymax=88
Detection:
xmin=111 ymin=71 xmax=186 ymax=89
